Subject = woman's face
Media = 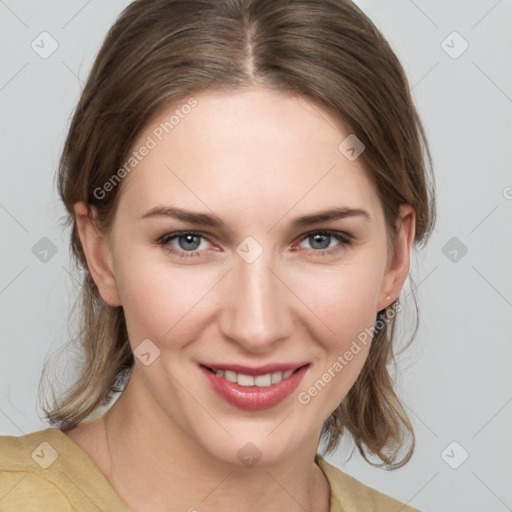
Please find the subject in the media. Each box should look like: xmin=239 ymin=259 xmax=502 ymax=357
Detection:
xmin=83 ymin=86 xmax=413 ymax=466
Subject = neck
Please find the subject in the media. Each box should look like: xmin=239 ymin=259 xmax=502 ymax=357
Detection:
xmin=102 ymin=370 xmax=330 ymax=512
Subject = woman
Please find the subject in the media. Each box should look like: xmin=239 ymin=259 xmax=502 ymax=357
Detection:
xmin=0 ymin=0 xmax=435 ymax=510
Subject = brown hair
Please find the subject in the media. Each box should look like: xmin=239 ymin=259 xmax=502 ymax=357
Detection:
xmin=39 ymin=0 xmax=435 ymax=469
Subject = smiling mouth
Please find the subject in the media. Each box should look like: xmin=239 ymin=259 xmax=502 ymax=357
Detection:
xmin=201 ymin=365 xmax=309 ymax=388
xmin=200 ymin=363 xmax=310 ymax=410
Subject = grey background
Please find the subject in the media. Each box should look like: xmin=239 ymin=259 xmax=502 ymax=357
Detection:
xmin=1 ymin=1 xmax=511 ymax=511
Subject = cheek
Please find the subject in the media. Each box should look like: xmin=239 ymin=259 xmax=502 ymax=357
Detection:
xmin=295 ymin=256 xmax=386 ymax=345
xmin=293 ymin=257 xmax=385 ymax=412
xmin=115 ymin=243 xmax=386 ymax=354
xmin=115 ymin=255 xmax=218 ymax=347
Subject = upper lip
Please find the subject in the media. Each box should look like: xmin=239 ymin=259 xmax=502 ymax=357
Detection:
xmin=200 ymin=362 xmax=309 ymax=376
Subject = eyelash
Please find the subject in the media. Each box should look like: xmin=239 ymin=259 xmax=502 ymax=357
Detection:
xmin=157 ymin=230 xmax=352 ymax=259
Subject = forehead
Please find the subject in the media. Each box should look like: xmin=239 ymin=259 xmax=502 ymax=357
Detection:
xmin=117 ymin=87 xmax=382 ymax=226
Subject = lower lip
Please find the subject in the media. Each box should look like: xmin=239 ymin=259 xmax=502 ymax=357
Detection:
xmin=201 ymin=365 xmax=309 ymax=411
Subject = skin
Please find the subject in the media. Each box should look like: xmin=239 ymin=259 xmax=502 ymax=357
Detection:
xmin=66 ymin=86 xmax=415 ymax=512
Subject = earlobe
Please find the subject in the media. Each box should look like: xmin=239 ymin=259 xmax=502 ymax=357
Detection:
xmin=377 ymin=205 xmax=416 ymax=311
xmin=74 ymin=202 xmax=121 ymax=307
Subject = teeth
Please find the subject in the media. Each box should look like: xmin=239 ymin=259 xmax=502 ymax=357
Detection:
xmin=224 ymin=370 xmax=237 ymax=383
xmin=254 ymin=374 xmax=272 ymax=387
xmin=213 ymin=369 xmax=296 ymax=387
xmin=237 ymin=374 xmax=255 ymax=387
xmin=271 ymin=371 xmax=282 ymax=384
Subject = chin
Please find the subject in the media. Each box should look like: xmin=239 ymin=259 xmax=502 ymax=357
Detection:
xmin=192 ymin=417 xmax=315 ymax=469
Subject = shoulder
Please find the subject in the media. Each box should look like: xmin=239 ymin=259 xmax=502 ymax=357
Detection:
xmin=316 ymin=455 xmax=420 ymax=512
xmin=0 ymin=429 xmax=76 ymax=511
xmin=0 ymin=428 xmax=130 ymax=511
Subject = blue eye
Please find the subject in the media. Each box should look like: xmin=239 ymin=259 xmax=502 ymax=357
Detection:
xmin=158 ymin=232 xmax=210 ymax=257
xmin=297 ymin=231 xmax=352 ymax=256
xmin=157 ymin=230 xmax=352 ymax=258
xmin=174 ymin=233 xmax=202 ymax=251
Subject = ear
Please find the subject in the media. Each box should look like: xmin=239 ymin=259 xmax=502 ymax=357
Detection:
xmin=74 ymin=201 xmax=121 ymax=307
xmin=377 ymin=204 xmax=416 ymax=311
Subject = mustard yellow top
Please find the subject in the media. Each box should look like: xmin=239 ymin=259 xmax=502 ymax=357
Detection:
xmin=0 ymin=428 xmax=419 ymax=511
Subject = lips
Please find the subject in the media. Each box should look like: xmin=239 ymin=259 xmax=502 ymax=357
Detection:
xmin=200 ymin=362 xmax=309 ymax=410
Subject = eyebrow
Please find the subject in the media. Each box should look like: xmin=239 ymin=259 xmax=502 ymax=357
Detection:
xmin=139 ymin=206 xmax=370 ymax=229
xmin=291 ymin=208 xmax=370 ymax=227
xmin=140 ymin=206 xmax=229 ymax=229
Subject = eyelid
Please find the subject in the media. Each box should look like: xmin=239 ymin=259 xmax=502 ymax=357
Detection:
xmin=294 ymin=228 xmax=353 ymax=243
xmin=291 ymin=229 xmax=353 ymax=255
xmin=158 ymin=230 xmax=217 ymax=254
xmin=158 ymin=229 xmax=352 ymax=246
xmin=158 ymin=229 xmax=353 ymax=258
xmin=159 ymin=230 xmax=213 ymax=244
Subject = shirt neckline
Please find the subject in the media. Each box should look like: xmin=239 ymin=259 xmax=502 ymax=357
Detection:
xmin=47 ymin=427 xmax=337 ymax=512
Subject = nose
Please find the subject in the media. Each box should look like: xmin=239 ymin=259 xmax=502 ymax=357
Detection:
xmin=218 ymin=245 xmax=294 ymax=353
